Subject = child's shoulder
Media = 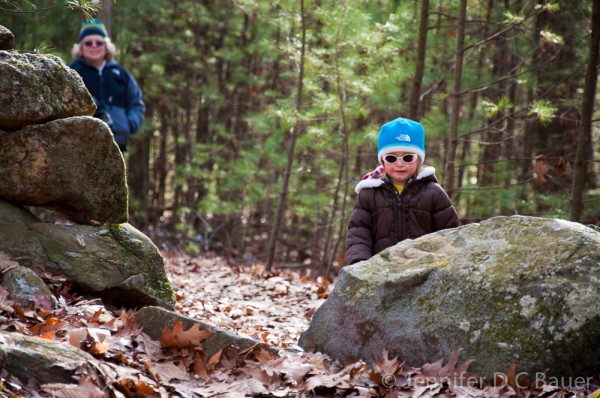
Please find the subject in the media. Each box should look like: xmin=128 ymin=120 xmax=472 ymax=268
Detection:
xmin=416 ymin=166 xmax=436 ymax=180
xmin=355 ymin=166 xmax=387 ymax=194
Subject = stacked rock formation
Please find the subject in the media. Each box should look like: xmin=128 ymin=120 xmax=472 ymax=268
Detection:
xmin=0 ymin=27 xmax=260 ymax=387
xmin=0 ymin=26 xmax=173 ymax=311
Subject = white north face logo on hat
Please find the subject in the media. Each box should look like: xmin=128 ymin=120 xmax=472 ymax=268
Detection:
xmin=395 ymin=134 xmax=411 ymax=142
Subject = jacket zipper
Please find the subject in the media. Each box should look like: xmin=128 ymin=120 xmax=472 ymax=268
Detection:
xmin=397 ymin=177 xmax=415 ymax=241
xmin=385 ymin=176 xmax=417 ymax=243
xmin=385 ymin=180 xmax=405 ymax=243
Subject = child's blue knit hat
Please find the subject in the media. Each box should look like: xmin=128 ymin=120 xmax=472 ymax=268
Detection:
xmin=377 ymin=117 xmax=425 ymax=165
xmin=78 ymin=19 xmax=107 ymax=42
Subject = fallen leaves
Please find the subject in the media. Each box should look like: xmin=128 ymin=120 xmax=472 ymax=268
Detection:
xmin=1 ymin=253 xmax=599 ymax=397
xmin=114 ymin=378 xmax=162 ymax=398
xmin=30 ymin=316 xmax=67 ymax=338
xmin=41 ymin=377 xmax=106 ymax=398
xmin=159 ymin=322 xmax=212 ymax=350
xmin=165 ymin=256 xmax=331 ymax=349
xmin=0 ymin=287 xmax=15 ymax=314
xmin=418 ymin=349 xmax=476 ymax=386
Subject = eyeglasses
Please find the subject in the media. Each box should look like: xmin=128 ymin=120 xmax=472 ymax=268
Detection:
xmin=83 ymin=40 xmax=105 ymax=47
xmin=384 ymin=153 xmax=417 ymax=164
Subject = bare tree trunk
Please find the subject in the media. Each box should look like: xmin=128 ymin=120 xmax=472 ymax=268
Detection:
xmin=519 ymin=90 xmax=536 ymax=185
xmin=408 ymin=0 xmax=430 ymax=120
xmin=318 ymin=8 xmax=351 ymax=276
xmin=153 ymin=111 xmax=169 ymax=227
xmin=172 ymin=113 xmax=184 ymax=217
xmin=325 ymin=54 xmax=351 ymax=276
xmin=98 ymin=0 xmax=113 ymax=35
xmin=455 ymin=0 xmax=493 ymax=207
xmin=265 ymin=0 xmax=306 ymax=271
xmin=321 ymin=88 xmax=348 ymax=275
xmin=443 ymin=0 xmax=467 ymax=197
xmin=570 ymin=0 xmax=600 ymax=222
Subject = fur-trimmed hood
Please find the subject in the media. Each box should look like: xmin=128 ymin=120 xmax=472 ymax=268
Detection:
xmin=354 ymin=165 xmax=437 ymax=194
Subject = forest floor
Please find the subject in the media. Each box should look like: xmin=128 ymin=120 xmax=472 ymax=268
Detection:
xmin=158 ymin=254 xmax=599 ymax=398
xmin=163 ymin=254 xmax=330 ymax=351
xmin=1 ymin=252 xmax=599 ymax=397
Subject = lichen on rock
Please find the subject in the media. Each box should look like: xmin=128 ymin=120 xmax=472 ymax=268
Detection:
xmin=299 ymin=216 xmax=600 ymax=379
xmin=0 ymin=51 xmax=95 ymax=129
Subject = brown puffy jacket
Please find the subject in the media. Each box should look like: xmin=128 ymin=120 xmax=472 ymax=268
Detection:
xmin=346 ymin=166 xmax=458 ymax=265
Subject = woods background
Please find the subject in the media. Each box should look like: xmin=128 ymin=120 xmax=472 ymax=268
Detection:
xmin=1 ymin=0 xmax=599 ymax=273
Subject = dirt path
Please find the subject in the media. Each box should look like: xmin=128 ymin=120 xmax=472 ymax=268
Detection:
xmin=164 ymin=255 xmax=332 ymax=349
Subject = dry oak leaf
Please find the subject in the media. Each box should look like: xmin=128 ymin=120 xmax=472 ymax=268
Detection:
xmin=206 ymin=345 xmax=241 ymax=371
xmin=369 ymin=350 xmax=402 ymax=387
xmin=114 ymin=378 xmax=161 ymax=398
xmin=304 ymin=363 xmax=356 ymax=391
xmin=159 ymin=321 xmax=212 ymax=350
xmin=88 ymin=308 xmax=116 ymax=327
xmin=533 ymin=154 xmax=552 ymax=185
xmin=254 ymin=355 xmax=313 ymax=386
xmin=554 ymin=156 xmax=568 ymax=175
xmin=192 ymin=350 xmax=209 ymax=380
xmin=413 ymin=382 xmax=443 ymax=398
xmin=239 ymin=342 xmax=275 ymax=363
xmin=41 ymin=377 xmax=106 ymax=398
xmin=30 ymin=317 xmax=67 ymax=337
xmin=88 ymin=342 xmax=109 ymax=356
xmin=192 ymin=379 xmax=271 ymax=397
xmin=0 ymin=287 xmax=15 ymax=314
xmin=69 ymin=327 xmax=111 ymax=348
xmin=150 ymin=361 xmax=190 ymax=383
xmin=418 ymin=350 xmax=475 ymax=386
xmin=374 ymin=349 xmax=402 ymax=376
xmin=505 ymin=362 xmax=529 ymax=397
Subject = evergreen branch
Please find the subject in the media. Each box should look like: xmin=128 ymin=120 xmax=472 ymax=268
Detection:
xmin=0 ymin=0 xmax=99 ymax=16
xmin=465 ymin=3 xmax=557 ymax=53
xmin=428 ymin=11 xmax=495 ymax=25
xmin=459 ymin=29 xmax=588 ymax=97
xmin=65 ymin=0 xmax=101 ymax=20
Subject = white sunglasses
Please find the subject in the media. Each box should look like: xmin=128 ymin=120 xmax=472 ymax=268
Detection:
xmin=384 ymin=153 xmax=417 ymax=164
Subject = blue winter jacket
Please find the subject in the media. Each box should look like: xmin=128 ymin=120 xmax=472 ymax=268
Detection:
xmin=69 ymin=58 xmax=144 ymax=150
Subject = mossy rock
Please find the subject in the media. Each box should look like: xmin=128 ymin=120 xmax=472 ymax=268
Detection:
xmin=0 ymin=200 xmax=175 ymax=309
xmin=0 ymin=51 xmax=95 ymax=129
xmin=299 ymin=216 xmax=600 ymax=379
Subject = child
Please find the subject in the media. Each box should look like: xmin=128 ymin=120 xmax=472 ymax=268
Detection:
xmin=346 ymin=116 xmax=458 ymax=265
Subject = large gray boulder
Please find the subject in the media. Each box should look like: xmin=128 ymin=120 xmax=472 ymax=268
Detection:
xmin=0 ymin=200 xmax=175 ymax=309
xmin=0 ymin=50 xmax=95 ymax=129
xmin=0 ymin=116 xmax=127 ymax=225
xmin=299 ymin=216 xmax=600 ymax=379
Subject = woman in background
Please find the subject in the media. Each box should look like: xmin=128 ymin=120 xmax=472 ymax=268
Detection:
xmin=69 ymin=19 xmax=144 ymax=152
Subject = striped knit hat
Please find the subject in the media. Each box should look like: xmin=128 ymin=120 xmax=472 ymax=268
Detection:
xmin=78 ymin=19 xmax=107 ymax=42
